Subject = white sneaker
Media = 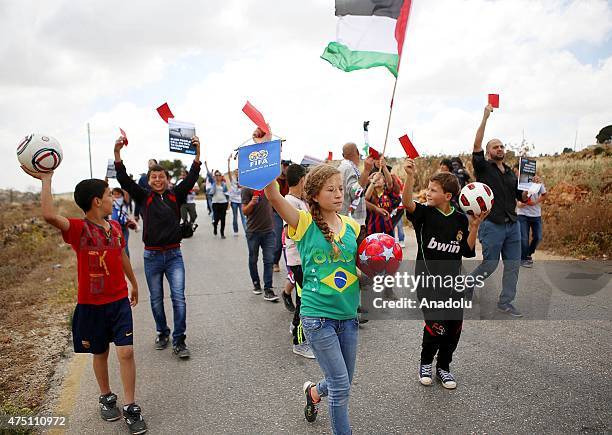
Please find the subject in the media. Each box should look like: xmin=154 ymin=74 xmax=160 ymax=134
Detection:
xmin=293 ymin=343 xmax=316 ymax=359
xmin=399 ymin=241 xmax=406 ymax=248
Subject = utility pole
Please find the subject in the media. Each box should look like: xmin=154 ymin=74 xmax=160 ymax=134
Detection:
xmin=87 ymin=123 xmax=93 ymax=178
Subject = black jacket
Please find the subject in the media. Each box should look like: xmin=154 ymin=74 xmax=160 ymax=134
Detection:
xmin=115 ymin=160 xmax=201 ymax=249
xmin=472 ymin=151 xmax=524 ymax=224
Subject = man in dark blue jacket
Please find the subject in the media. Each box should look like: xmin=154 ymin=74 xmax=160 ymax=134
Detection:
xmin=114 ymin=135 xmax=201 ymax=358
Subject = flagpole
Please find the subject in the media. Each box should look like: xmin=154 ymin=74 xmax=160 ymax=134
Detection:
xmin=380 ymin=0 xmax=412 ymax=159
xmin=381 ymin=76 xmax=399 ymax=157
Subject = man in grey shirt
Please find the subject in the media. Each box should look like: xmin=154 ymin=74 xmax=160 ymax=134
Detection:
xmin=338 ymin=142 xmax=374 ymax=236
xmin=338 ymin=142 xmax=375 ymax=322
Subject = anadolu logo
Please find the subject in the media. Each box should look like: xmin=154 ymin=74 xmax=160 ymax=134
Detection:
xmin=248 ymin=149 xmax=269 ymax=168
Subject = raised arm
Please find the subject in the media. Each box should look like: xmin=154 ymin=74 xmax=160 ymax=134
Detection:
xmin=264 ymin=182 xmax=299 ymax=228
xmin=379 ymin=157 xmax=394 ymax=190
xmin=401 ymin=159 xmax=417 ymax=214
xmin=473 ymin=104 xmax=493 ymax=153
xmin=113 ymin=137 xmax=147 ymax=203
xmin=174 ymin=137 xmax=202 ymax=199
xmin=21 ymin=167 xmax=70 ymax=232
xmin=227 ymin=155 xmax=233 ymax=183
xmin=358 ymin=156 xmax=374 ymax=188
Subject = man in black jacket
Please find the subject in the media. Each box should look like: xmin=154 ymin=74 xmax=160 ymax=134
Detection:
xmin=470 ymin=105 xmax=530 ymax=317
xmin=114 ymin=135 xmax=201 ymax=358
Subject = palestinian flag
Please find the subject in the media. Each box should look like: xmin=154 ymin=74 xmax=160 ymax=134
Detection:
xmin=321 ymin=0 xmax=412 ymax=77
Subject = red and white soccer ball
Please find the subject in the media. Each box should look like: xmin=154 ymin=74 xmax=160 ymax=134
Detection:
xmin=459 ymin=182 xmax=494 ymax=216
xmin=357 ymin=233 xmax=403 ymax=278
xmin=17 ymin=133 xmax=63 ymax=173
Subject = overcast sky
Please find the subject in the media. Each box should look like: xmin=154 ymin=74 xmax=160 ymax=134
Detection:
xmin=1 ymin=0 xmax=611 ymax=192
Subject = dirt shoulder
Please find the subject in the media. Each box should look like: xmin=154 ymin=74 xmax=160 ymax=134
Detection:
xmin=0 ymin=201 xmax=80 ymax=416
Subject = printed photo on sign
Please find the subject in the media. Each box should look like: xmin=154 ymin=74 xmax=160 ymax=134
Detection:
xmin=168 ymin=119 xmax=196 ymax=155
xmin=518 ymin=157 xmax=537 ymax=191
xmin=105 ymin=159 xmax=117 ymax=179
xmin=237 ymin=139 xmax=281 ymax=190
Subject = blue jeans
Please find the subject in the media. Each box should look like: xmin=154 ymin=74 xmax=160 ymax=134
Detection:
xmin=518 ymin=215 xmax=542 ymax=260
xmin=143 ymin=248 xmax=186 ymax=345
xmin=471 ymin=220 xmax=521 ymax=306
xmin=246 ymin=230 xmax=275 ymax=289
xmin=394 ymin=219 xmax=405 ymax=242
xmin=231 ymin=201 xmax=247 ymax=234
xmin=272 ymin=212 xmax=284 ymax=265
xmin=301 ymin=316 xmax=359 ymax=435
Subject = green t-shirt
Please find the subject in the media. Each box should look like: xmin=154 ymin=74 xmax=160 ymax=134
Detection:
xmin=288 ymin=210 xmax=361 ymax=320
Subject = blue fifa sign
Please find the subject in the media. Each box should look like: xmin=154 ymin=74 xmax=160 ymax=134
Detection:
xmin=237 ymin=139 xmax=282 ymax=190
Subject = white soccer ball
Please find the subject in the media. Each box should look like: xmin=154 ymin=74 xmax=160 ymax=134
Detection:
xmin=16 ymin=133 xmax=63 ymax=173
xmin=458 ymin=182 xmax=494 ymax=216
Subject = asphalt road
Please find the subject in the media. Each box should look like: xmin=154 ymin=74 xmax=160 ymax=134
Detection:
xmin=58 ymin=200 xmax=611 ymax=434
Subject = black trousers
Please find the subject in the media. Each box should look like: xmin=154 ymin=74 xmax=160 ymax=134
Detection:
xmin=212 ymin=202 xmax=228 ymax=236
xmin=420 ymin=311 xmax=463 ymax=370
xmin=289 ymin=265 xmax=306 ymax=345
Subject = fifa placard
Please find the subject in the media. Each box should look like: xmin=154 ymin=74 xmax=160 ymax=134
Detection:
xmin=237 ymin=140 xmax=282 ymax=190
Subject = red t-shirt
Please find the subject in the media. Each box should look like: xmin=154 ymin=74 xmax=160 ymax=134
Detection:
xmin=62 ymin=219 xmax=128 ymax=305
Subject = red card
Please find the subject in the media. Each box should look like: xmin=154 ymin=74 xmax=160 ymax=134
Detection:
xmin=242 ymin=101 xmax=269 ymax=134
xmin=488 ymin=94 xmax=499 ymax=108
xmin=399 ymin=134 xmax=419 ymax=158
xmin=368 ymin=147 xmax=381 ymax=159
xmin=156 ymin=103 xmax=174 ymax=123
xmin=327 ymin=151 xmax=333 ymax=161
xmin=119 ymin=128 xmax=128 ymax=145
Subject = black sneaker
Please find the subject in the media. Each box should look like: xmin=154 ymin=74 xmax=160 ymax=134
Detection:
xmin=358 ymin=306 xmax=369 ymax=325
xmin=436 ymin=367 xmax=457 ymax=389
xmin=173 ymin=337 xmax=191 ymax=359
xmin=123 ymin=403 xmax=147 ymax=434
xmin=252 ymin=284 xmax=263 ymax=295
xmin=302 ymin=381 xmax=319 ymax=423
xmin=419 ymin=363 xmax=433 ymax=386
xmin=263 ymin=288 xmax=280 ymax=302
xmin=99 ymin=392 xmax=121 ymax=421
xmin=154 ymin=334 xmax=169 ymax=350
xmin=282 ymin=291 xmax=295 ymax=312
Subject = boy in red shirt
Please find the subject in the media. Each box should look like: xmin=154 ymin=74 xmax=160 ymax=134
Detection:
xmin=22 ymin=166 xmax=147 ymax=435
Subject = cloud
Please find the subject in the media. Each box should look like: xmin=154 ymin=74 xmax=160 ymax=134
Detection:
xmin=1 ymin=0 xmax=611 ymax=192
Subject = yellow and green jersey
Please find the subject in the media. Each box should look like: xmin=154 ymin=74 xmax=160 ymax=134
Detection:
xmin=288 ymin=210 xmax=360 ymax=320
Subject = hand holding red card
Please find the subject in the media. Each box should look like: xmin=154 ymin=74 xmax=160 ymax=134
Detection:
xmin=156 ymin=103 xmax=175 ymax=123
xmin=399 ymin=135 xmax=419 ymax=158
xmin=119 ymin=128 xmax=128 ymax=146
xmin=368 ymin=147 xmax=381 ymax=159
xmin=242 ymin=101 xmax=270 ymax=134
xmin=488 ymin=94 xmax=499 ymax=108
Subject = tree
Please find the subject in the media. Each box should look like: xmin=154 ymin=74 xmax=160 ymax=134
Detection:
xmin=158 ymin=159 xmax=186 ymax=182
